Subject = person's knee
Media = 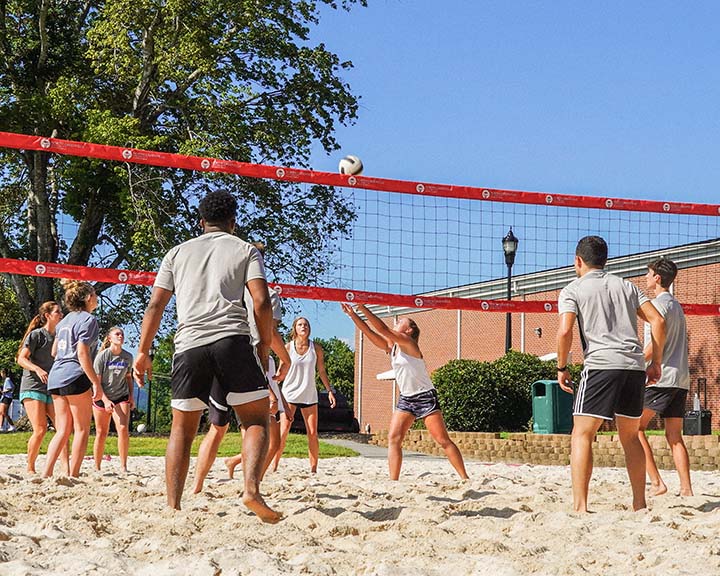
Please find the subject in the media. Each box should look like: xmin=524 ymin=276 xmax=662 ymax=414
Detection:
xmin=54 ymin=423 xmax=72 ymax=439
xmin=434 ymin=434 xmax=453 ymax=449
xmin=665 ymin=430 xmax=684 ymax=446
xmin=388 ymin=430 xmax=405 ymax=446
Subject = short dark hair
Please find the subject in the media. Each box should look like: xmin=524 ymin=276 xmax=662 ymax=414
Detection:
xmin=575 ymin=236 xmax=608 ymax=268
xmin=199 ymin=190 xmax=238 ymax=226
xmin=648 ymin=257 xmax=677 ymax=289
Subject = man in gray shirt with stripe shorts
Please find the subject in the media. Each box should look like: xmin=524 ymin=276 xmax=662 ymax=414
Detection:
xmin=134 ymin=190 xmax=279 ymax=522
xmin=638 ymin=258 xmax=693 ymax=497
xmin=556 ymin=236 xmax=665 ymax=512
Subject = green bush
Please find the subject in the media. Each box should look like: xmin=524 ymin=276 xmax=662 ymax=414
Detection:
xmin=433 ymin=351 xmax=579 ymax=432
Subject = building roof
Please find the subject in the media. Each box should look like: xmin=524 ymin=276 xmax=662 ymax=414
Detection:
xmin=369 ymin=238 xmax=720 ymax=318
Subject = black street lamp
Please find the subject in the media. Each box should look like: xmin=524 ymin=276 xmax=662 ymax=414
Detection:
xmin=502 ymin=227 xmax=519 ymax=353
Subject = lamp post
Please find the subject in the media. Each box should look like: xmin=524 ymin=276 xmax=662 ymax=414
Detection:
xmin=502 ymin=227 xmax=519 ymax=353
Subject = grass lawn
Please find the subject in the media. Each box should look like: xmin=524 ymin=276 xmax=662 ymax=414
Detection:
xmin=0 ymin=432 xmax=358 ymax=458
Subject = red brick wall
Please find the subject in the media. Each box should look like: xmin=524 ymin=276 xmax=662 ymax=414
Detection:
xmin=355 ymin=263 xmax=720 ymax=433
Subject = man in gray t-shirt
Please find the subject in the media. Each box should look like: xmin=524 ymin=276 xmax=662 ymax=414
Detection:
xmin=638 ymin=258 xmax=693 ymax=497
xmin=134 ymin=190 xmax=279 ymax=523
xmin=556 ymin=236 xmax=665 ymax=513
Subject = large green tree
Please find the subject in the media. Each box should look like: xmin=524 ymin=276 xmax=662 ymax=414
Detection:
xmin=0 ymin=0 xmax=363 ymax=327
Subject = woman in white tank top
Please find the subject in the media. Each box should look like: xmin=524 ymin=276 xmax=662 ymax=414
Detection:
xmin=274 ymin=317 xmax=336 ymax=473
xmin=342 ymin=303 xmax=468 ymax=481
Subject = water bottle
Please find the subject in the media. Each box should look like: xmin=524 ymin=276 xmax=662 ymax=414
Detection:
xmin=693 ymin=392 xmax=701 ymax=411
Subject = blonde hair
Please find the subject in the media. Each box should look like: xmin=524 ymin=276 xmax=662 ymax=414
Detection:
xmin=100 ymin=326 xmax=123 ymax=350
xmin=16 ymin=301 xmax=61 ymax=359
xmin=60 ymin=279 xmax=94 ymax=311
xmin=290 ymin=317 xmax=311 ymax=341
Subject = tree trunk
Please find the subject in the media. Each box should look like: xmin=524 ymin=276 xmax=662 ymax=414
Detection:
xmin=67 ymin=187 xmax=105 ymax=267
xmin=28 ymin=150 xmax=56 ymax=305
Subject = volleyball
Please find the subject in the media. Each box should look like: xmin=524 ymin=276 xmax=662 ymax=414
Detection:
xmin=136 ymin=423 xmax=147 ymax=433
xmin=338 ymin=155 xmax=363 ymax=175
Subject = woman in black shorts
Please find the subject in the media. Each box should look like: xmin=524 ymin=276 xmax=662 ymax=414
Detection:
xmin=43 ymin=279 xmax=110 ymax=478
xmin=93 ymin=327 xmax=135 ymax=472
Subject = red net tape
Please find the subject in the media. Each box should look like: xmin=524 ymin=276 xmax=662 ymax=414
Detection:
xmin=2 ymin=131 xmax=720 ymax=215
xmin=2 ymin=257 xmax=720 ymax=315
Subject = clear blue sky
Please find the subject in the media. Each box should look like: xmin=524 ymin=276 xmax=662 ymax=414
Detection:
xmin=291 ymin=1 xmax=720 ymax=345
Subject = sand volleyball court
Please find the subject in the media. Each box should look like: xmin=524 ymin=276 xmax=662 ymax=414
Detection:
xmin=1 ymin=452 xmax=719 ymax=575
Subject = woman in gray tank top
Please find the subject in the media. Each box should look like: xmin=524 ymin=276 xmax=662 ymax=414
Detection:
xmin=16 ymin=301 xmax=68 ymax=474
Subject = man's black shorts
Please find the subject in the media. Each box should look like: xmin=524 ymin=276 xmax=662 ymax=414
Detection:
xmin=171 ymin=335 xmax=268 ymax=412
xmin=573 ymin=369 xmax=646 ymax=420
xmin=644 ymin=386 xmax=688 ymax=418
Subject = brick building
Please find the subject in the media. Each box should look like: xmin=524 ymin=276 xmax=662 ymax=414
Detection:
xmin=353 ymin=241 xmax=720 ymax=433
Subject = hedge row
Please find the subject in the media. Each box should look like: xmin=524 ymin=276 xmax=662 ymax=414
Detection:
xmin=432 ymin=351 xmax=582 ymax=432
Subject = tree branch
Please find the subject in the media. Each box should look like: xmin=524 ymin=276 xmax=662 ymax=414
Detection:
xmin=0 ymin=0 xmax=10 ymax=70
xmin=0 ymin=225 xmax=34 ymax=320
xmin=68 ymin=187 xmax=104 ymax=266
xmin=37 ymin=0 xmax=49 ymax=71
xmin=77 ymin=0 xmax=94 ymax=33
xmin=92 ymin=252 xmax=127 ymax=295
xmin=133 ymin=10 xmax=162 ymax=119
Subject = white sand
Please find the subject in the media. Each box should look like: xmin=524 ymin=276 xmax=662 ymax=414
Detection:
xmin=1 ymin=452 xmax=719 ymax=575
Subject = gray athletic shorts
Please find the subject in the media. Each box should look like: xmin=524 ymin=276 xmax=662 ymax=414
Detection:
xmin=396 ymin=389 xmax=441 ymax=420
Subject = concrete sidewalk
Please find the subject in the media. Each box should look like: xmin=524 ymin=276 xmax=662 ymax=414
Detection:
xmin=321 ymin=437 xmax=442 ymax=460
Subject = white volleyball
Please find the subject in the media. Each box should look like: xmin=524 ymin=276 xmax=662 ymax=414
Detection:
xmin=338 ymin=155 xmax=363 ymax=175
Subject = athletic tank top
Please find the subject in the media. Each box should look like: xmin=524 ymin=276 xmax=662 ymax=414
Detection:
xmin=281 ymin=340 xmax=319 ymax=404
xmin=266 ymin=356 xmax=284 ymax=413
xmin=390 ymin=345 xmax=435 ymax=397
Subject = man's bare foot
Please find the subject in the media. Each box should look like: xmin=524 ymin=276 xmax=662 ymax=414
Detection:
xmin=224 ymin=457 xmax=239 ymax=479
xmin=650 ymin=482 xmax=668 ymax=496
xmin=680 ymin=488 xmax=694 ymax=496
xmin=192 ymin=481 xmax=203 ymax=494
xmin=242 ymin=493 xmax=282 ymax=524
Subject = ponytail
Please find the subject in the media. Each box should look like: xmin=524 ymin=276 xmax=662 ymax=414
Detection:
xmin=60 ymin=278 xmax=94 ymax=311
xmin=16 ymin=301 xmax=60 ymax=360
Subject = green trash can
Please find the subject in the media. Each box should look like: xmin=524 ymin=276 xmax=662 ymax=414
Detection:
xmin=532 ymin=380 xmax=574 ymax=434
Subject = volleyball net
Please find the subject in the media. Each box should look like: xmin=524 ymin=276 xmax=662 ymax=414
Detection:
xmin=1 ymin=130 xmax=720 ymax=316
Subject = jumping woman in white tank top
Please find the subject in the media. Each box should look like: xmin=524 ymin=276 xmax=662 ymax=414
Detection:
xmin=342 ymin=303 xmax=468 ymax=480
xmin=274 ymin=317 xmax=336 ymax=473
